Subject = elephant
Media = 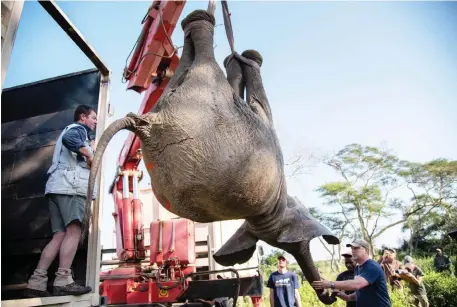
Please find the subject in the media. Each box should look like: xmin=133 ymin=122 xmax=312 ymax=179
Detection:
xmin=84 ymin=9 xmax=339 ymax=304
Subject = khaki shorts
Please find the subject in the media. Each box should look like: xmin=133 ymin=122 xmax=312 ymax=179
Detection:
xmin=47 ymin=194 xmax=86 ymax=233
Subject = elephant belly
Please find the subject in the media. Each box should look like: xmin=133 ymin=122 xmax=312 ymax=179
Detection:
xmin=141 ymin=117 xmax=282 ymax=222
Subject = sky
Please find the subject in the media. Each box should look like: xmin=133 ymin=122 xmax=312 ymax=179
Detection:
xmin=3 ymin=0 xmax=457 ymax=261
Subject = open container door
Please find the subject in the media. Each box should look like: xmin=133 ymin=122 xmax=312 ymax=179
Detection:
xmin=1 ymin=1 xmax=111 ymax=306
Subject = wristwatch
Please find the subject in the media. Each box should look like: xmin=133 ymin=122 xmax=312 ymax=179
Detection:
xmin=330 ymin=281 xmax=335 ymax=290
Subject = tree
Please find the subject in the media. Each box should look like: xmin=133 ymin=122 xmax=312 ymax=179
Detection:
xmin=399 ymin=159 xmax=457 ymax=253
xmin=317 ymin=144 xmax=423 ymax=255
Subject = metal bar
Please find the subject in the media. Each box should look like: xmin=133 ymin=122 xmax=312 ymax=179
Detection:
xmin=85 ymin=72 xmax=111 ymax=297
xmin=100 ymin=258 xmax=150 ymax=266
xmin=207 ymin=0 xmax=216 ymax=15
xmin=1 ymin=293 xmax=99 ymax=307
xmin=38 ymin=0 xmax=109 ymax=75
xmin=132 ymin=173 xmax=139 ymax=199
xmin=171 ymin=219 xmax=175 ymax=252
xmin=1 ymin=0 xmax=24 ymax=91
xmin=122 ymin=173 xmax=130 ymax=199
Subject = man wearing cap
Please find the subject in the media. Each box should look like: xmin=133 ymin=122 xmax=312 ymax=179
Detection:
xmin=398 ymin=256 xmax=429 ymax=307
xmin=267 ymin=255 xmax=301 ymax=307
xmin=433 ymin=248 xmax=452 ymax=273
xmin=311 ymin=239 xmax=391 ymax=307
xmin=379 ymin=248 xmax=402 ymax=289
xmin=332 ymin=251 xmax=357 ymax=307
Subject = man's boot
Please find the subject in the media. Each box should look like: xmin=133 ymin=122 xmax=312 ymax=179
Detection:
xmin=53 ymin=268 xmax=92 ymax=296
xmin=24 ymin=269 xmax=52 ymax=298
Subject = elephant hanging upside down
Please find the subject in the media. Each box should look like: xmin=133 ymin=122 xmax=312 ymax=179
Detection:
xmin=85 ymin=9 xmax=339 ymax=304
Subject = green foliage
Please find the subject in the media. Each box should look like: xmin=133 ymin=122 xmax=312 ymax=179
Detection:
xmin=410 ymin=257 xmax=457 ymax=307
xmin=422 ymin=271 xmax=457 ymax=307
xmin=399 ymin=158 xmax=457 ymax=255
xmin=315 ymin=143 xmax=457 ymax=257
xmin=316 ymin=144 xmax=410 ymax=254
xmin=261 ymin=249 xmax=286 ymax=266
xmin=388 ymin=286 xmax=414 ymax=307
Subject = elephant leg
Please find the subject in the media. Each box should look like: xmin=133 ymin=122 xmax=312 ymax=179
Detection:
xmin=181 ymin=10 xmax=216 ymax=64
xmin=239 ymin=50 xmax=273 ymax=126
xmin=224 ymin=55 xmax=245 ymax=100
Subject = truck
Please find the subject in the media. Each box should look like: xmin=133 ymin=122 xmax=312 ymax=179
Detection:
xmin=1 ymin=1 xmax=264 ymax=306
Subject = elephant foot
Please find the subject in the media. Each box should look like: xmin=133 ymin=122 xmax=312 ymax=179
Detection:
xmin=241 ymin=50 xmax=263 ymax=67
xmin=181 ymin=10 xmax=215 ymax=31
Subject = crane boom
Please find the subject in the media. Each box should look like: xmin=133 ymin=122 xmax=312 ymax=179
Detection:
xmin=111 ymin=0 xmax=185 ymax=261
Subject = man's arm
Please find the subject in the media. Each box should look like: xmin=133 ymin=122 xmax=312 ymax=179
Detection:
xmin=269 ymin=289 xmax=274 ymax=307
xmin=334 ymin=276 xmax=369 ymax=291
xmin=293 ymin=273 xmax=301 ymax=307
xmin=311 ymin=276 xmax=369 ymax=292
xmin=62 ymin=127 xmax=93 ymax=166
xmin=294 ymin=289 xmax=301 ymax=307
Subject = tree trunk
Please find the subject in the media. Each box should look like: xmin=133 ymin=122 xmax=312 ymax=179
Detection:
xmin=408 ymin=231 xmax=414 ymax=255
xmin=332 ymin=245 xmax=340 ymax=272
xmin=366 ymin=236 xmax=375 ymax=257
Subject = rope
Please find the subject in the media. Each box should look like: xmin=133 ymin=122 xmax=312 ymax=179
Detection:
xmin=221 ymin=0 xmax=235 ymax=54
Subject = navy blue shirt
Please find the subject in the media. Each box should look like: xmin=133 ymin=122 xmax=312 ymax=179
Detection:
xmin=354 ymin=259 xmax=391 ymax=307
xmin=336 ymin=270 xmax=356 ymax=307
xmin=267 ymin=271 xmax=299 ymax=307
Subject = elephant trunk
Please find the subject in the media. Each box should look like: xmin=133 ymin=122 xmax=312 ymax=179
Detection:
xmin=290 ymin=241 xmax=337 ymax=305
xmin=80 ymin=116 xmax=137 ymax=243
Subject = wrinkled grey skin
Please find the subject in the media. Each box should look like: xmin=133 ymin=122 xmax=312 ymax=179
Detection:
xmin=84 ymin=10 xmax=339 ymax=304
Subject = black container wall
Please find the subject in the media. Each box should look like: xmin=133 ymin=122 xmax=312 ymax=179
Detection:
xmin=1 ymin=69 xmax=101 ymax=300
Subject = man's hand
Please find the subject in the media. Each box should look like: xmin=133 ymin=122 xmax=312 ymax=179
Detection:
xmin=311 ymin=280 xmax=330 ymax=290
xmin=335 ymin=292 xmax=349 ymax=301
xmin=86 ymin=156 xmax=93 ymax=168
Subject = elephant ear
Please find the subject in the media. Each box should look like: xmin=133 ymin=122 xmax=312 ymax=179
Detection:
xmin=213 ymin=222 xmax=259 ymax=266
xmin=277 ymin=196 xmax=340 ymax=245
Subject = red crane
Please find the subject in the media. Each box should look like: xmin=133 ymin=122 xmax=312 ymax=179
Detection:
xmin=109 ymin=0 xmax=184 ymax=263
xmin=100 ymin=1 xmax=263 ymax=305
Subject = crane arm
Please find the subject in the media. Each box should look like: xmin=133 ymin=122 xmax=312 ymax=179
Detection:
xmin=110 ymin=0 xmax=186 ymax=261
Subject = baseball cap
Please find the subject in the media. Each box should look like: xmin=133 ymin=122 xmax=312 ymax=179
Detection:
xmin=436 ymin=248 xmax=442 ymax=252
xmin=346 ymin=239 xmax=369 ymax=250
xmin=277 ymin=255 xmax=287 ymax=261
xmin=341 ymin=249 xmax=352 ymax=258
xmin=403 ymin=255 xmax=413 ymax=264
xmin=386 ymin=248 xmax=396 ymax=253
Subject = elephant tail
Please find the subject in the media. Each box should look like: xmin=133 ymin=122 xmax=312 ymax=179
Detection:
xmin=80 ymin=114 xmax=141 ymax=244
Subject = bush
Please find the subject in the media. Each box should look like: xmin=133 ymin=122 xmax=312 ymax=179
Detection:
xmin=413 ymin=257 xmax=457 ymax=307
xmin=389 ymin=286 xmax=414 ymax=307
xmin=422 ymin=271 xmax=457 ymax=307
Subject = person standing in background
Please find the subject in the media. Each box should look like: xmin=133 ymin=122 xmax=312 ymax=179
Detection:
xmin=399 ymin=256 xmax=429 ymax=307
xmin=267 ymin=255 xmax=301 ymax=307
xmin=379 ymin=248 xmax=402 ymax=289
xmin=332 ymin=251 xmax=357 ymax=307
xmin=433 ymin=248 xmax=452 ymax=273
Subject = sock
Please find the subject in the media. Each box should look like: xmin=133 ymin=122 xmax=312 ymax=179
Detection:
xmin=53 ymin=268 xmax=74 ymax=287
xmin=27 ymin=269 xmax=48 ymax=291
